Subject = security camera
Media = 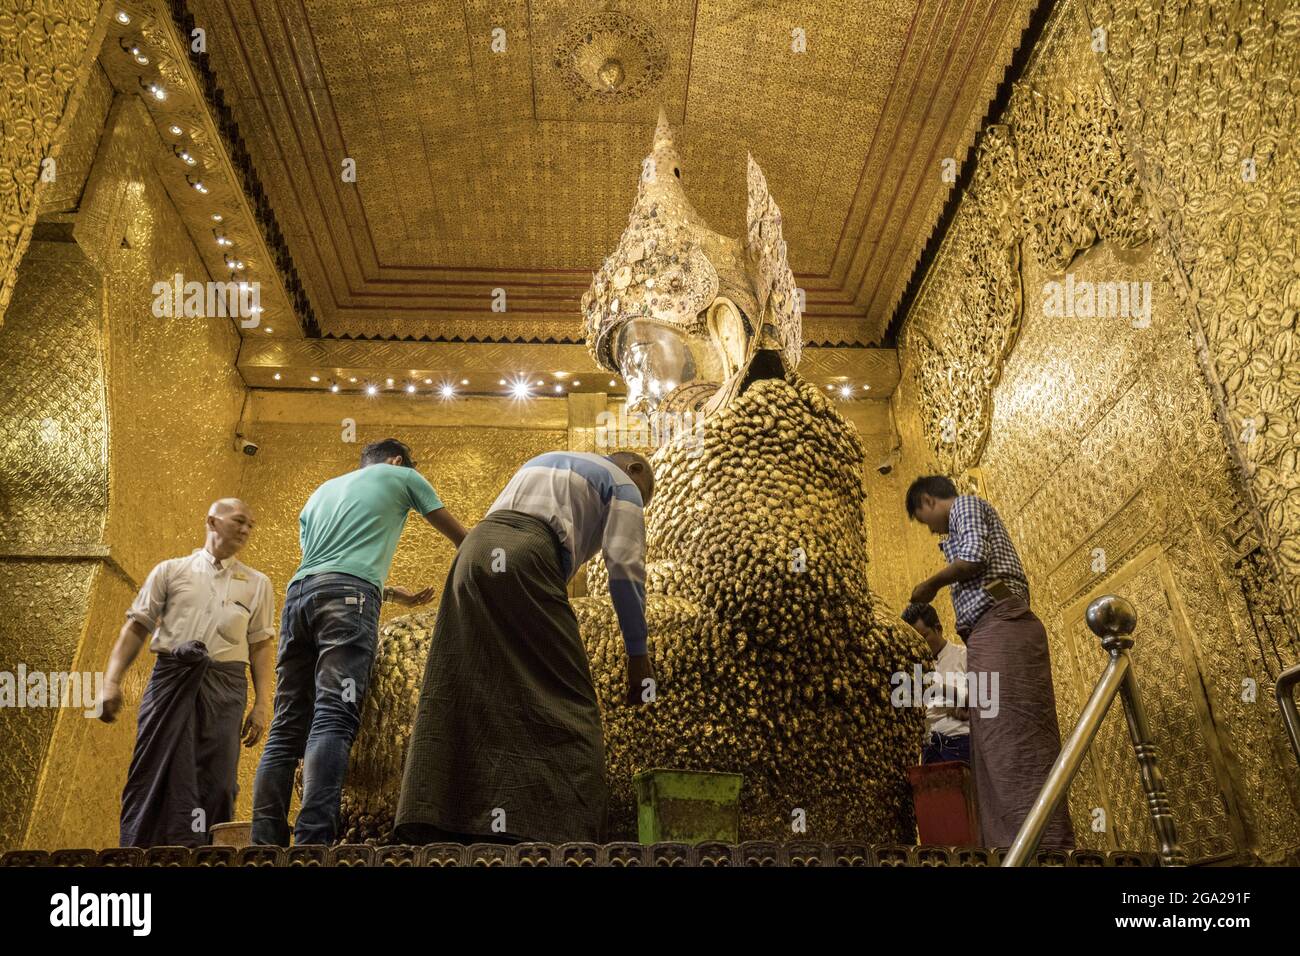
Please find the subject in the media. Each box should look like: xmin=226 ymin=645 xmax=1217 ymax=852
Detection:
xmin=234 ymin=436 xmax=259 ymax=456
xmin=876 ymin=449 xmax=898 ymax=476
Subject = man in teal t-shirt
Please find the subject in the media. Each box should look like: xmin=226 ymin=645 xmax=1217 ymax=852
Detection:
xmin=252 ymin=438 xmax=467 ymax=846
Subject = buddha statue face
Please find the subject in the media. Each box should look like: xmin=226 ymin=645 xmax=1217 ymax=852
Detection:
xmin=583 ymin=108 xmax=802 ymax=417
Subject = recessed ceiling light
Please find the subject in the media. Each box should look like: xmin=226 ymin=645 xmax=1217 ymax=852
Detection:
xmin=460 ymin=378 xmax=469 ymax=386
xmin=330 ymin=383 xmax=340 ymax=393
xmin=554 ymin=384 xmax=563 ymax=393
xmin=272 ymin=372 xmax=281 ymax=381
xmin=309 ymin=375 xmax=320 ymax=382
xmin=348 ymin=377 xmax=357 ymax=383
xmin=498 ymin=378 xmax=506 ymax=386
xmin=572 ymin=380 xmax=581 ymax=386
xmin=170 ymin=125 xmax=183 ymax=136
xmin=440 ymin=384 xmax=455 ymax=398
xmin=116 ymin=11 xmax=130 ymax=24
xmin=135 ymin=54 xmax=149 ymax=65
xmin=211 ymin=214 xmax=222 ymax=222
xmin=424 ymin=378 xmax=432 ymax=385
xmin=839 ymin=384 xmax=853 ymax=398
xmin=264 ymin=327 xmax=273 ymax=334
xmin=366 ymin=384 xmax=378 ymax=395
xmin=609 ymin=379 xmax=617 ymax=387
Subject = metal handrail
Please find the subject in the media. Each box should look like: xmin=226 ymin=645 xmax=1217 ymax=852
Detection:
xmin=1003 ymin=594 xmax=1187 ymax=867
xmin=1277 ymin=663 xmax=1300 ymax=769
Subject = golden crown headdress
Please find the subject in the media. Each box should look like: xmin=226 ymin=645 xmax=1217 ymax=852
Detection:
xmin=581 ymin=108 xmax=802 ymax=374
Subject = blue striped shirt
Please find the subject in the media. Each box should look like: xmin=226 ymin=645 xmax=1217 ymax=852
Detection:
xmin=489 ymin=452 xmax=647 ymax=655
xmin=939 ymin=495 xmax=1030 ymax=635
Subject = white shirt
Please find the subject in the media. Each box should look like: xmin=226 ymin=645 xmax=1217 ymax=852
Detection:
xmin=126 ymin=548 xmax=276 ymax=664
xmin=926 ymin=641 xmax=970 ymax=739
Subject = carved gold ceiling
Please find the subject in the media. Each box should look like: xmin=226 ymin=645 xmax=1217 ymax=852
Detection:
xmin=184 ymin=0 xmax=1041 ymax=346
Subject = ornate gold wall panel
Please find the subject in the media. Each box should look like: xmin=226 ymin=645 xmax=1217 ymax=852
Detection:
xmin=0 ymin=0 xmax=104 ymax=321
xmin=1086 ymin=0 xmax=1300 ymax=631
xmin=4 ymin=90 xmax=252 ymax=849
xmin=35 ymin=61 xmax=114 ymax=216
xmin=0 ymin=235 xmax=108 ymax=851
xmin=90 ymin=95 xmax=247 ymax=586
xmin=897 ymin=0 xmax=1300 ymax=860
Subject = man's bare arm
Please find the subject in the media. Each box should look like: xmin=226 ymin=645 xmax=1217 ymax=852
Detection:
xmin=911 ymin=559 xmax=984 ymax=604
xmin=99 ymin=620 xmax=150 ymax=723
xmin=425 ymin=507 xmax=468 ymax=547
xmin=242 ymin=639 xmax=276 ymax=746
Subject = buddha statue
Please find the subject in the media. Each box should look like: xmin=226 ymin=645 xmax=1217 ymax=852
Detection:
xmin=338 ymin=111 xmax=927 ymax=845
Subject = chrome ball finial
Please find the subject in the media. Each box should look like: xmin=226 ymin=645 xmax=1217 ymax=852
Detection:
xmin=1085 ymin=594 xmax=1137 ymax=646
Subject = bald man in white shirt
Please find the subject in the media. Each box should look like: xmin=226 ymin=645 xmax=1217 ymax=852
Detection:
xmin=99 ymin=498 xmax=276 ymax=848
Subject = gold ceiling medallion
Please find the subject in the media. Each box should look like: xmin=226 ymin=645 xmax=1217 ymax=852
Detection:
xmin=551 ymin=11 xmax=667 ymax=103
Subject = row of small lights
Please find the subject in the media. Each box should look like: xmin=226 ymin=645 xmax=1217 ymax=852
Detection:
xmin=271 ymin=373 xmax=623 ymax=398
xmin=117 ymin=10 xmax=269 ymax=331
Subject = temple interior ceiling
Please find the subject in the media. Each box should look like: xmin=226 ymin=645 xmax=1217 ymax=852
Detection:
xmin=179 ymin=0 xmax=1041 ymax=345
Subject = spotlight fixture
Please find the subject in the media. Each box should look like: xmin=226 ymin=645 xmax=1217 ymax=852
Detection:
xmin=309 ymin=375 xmax=320 ymax=383
xmin=330 ymin=382 xmax=340 ymax=393
xmin=406 ymin=383 xmax=416 ymax=393
xmin=509 ymin=377 xmax=533 ymax=400
xmin=211 ymin=213 xmax=223 ymax=222
xmin=839 ymin=384 xmax=853 ymax=398
xmin=608 ymin=379 xmax=617 ymax=387
xmin=272 ymin=373 xmax=281 ymax=381
xmin=439 ymin=384 xmax=455 ymax=399
xmin=366 ymin=384 xmax=378 ymax=396
xmin=535 ymin=379 xmax=544 ymax=386
xmin=498 ymin=378 xmax=506 ymax=386
xmin=170 ymin=125 xmax=183 ymax=136
xmin=460 ymin=378 xmax=469 ymax=386
xmin=572 ymin=380 xmax=581 ymax=386
xmin=215 ymin=233 xmax=231 ymax=247
xmin=188 ymin=176 xmax=208 ymax=194
xmin=116 ymin=11 xmax=131 ymax=24
xmin=554 ymin=384 xmax=563 ymax=394
xmin=386 ymin=377 xmax=394 ymax=386
xmin=141 ymin=79 xmax=166 ymax=101
xmin=348 ymin=377 xmax=357 ymax=383
xmin=264 ymin=327 xmax=273 ymax=334
xmin=423 ymin=378 xmax=432 ymax=385
xmin=176 ymin=147 xmax=196 ymax=166
xmin=135 ymin=53 xmax=149 ymax=65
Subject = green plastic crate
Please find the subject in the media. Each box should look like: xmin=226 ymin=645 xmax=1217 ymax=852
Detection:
xmin=633 ymin=769 xmax=743 ymax=845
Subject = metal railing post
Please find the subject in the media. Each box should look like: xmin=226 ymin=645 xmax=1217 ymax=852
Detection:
xmin=1003 ymin=595 xmax=1185 ymax=866
xmin=1276 ymin=664 xmax=1300 ymax=769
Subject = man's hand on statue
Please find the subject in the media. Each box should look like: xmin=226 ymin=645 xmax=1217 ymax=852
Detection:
xmin=909 ymin=580 xmax=940 ymax=605
xmin=241 ymin=701 xmax=272 ymax=747
xmin=97 ymin=682 xmax=124 ymax=724
xmin=626 ymin=653 xmax=656 ymax=706
xmin=388 ymin=585 xmax=435 ymax=607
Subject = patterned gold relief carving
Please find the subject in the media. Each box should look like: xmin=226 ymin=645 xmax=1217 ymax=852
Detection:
xmin=35 ymin=61 xmax=113 ymax=215
xmin=0 ymin=560 xmax=98 ymax=851
xmin=903 ymin=10 xmax=1153 ymax=476
xmin=0 ymin=241 xmax=108 ymax=552
xmin=1087 ymin=0 xmax=1300 ymax=627
xmin=0 ymin=0 xmax=103 ymax=323
xmin=898 ymin=0 xmax=1300 ymax=858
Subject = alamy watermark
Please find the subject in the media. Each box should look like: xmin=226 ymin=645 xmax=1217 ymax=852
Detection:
xmin=596 ymin=406 xmax=705 ymax=457
xmin=0 ymin=666 xmax=105 ymax=718
xmin=890 ymin=664 xmax=999 ymax=718
xmin=151 ymin=274 xmax=262 ymax=327
xmin=1042 ymin=272 xmax=1152 ymax=327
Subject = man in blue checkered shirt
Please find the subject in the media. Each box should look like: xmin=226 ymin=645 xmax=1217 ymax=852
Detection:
xmin=906 ymin=475 xmax=1075 ymax=849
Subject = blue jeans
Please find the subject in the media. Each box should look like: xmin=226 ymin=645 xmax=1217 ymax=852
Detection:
xmin=251 ymin=573 xmax=381 ymax=845
xmin=922 ymin=731 xmax=971 ymax=765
